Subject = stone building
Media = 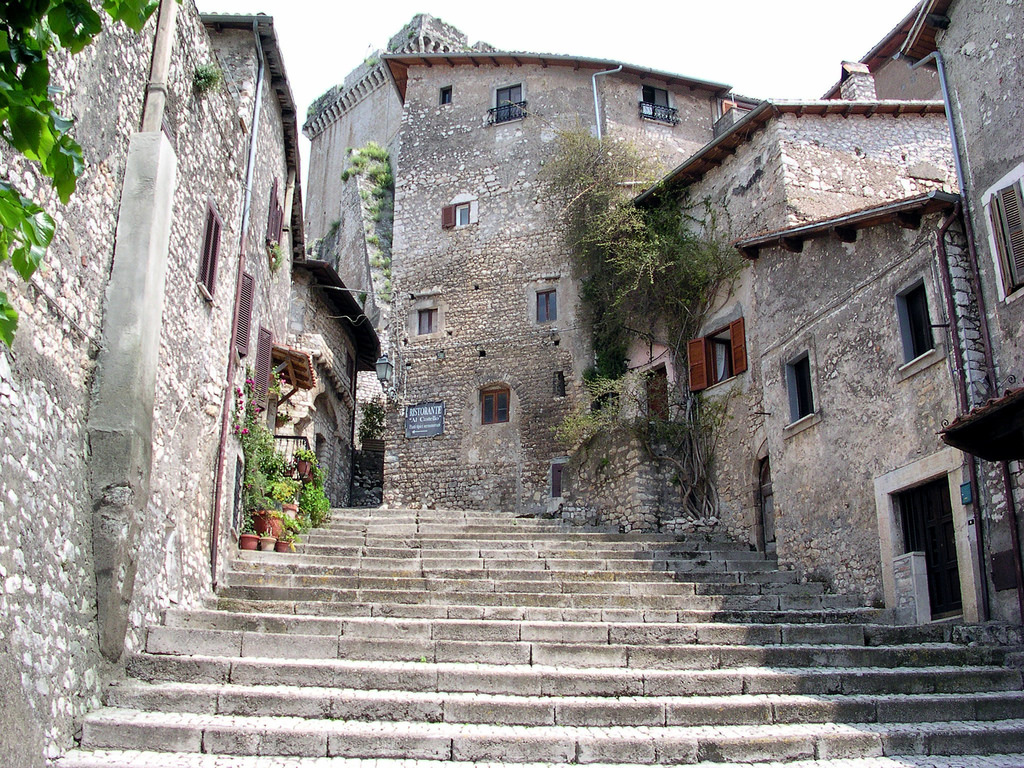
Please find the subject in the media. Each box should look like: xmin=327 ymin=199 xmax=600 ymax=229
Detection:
xmin=377 ymin=51 xmax=743 ymax=513
xmin=0 ymin=4 xmax=374 ymax=763
xmin=896 ymin=0 xmax=1024 ymax=622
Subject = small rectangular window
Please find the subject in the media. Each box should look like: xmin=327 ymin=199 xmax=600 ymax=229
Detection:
xmin=554 ymin=370 xmax=566 ymax=397
xmin=482 ymin=387 xmax=510 ymax=424
xmin=897 ymin=282 xmax=935 ymax=362
xmin=786 ymin=353 xmax=814 ymax=422
xmin=418 ymin=308 xmax=437 ymax=335
xmin=440 ymin=86 xmax=453 ymax=105
xmin=456 ymin=203 xmax=471 ymax=227
xmin=537 ymin=289 xmax=557 ymax=323
xmin=198 ymin=200 xmax=223 ymax=298
xmin=642 ymin=85 xmax=669 ymax=107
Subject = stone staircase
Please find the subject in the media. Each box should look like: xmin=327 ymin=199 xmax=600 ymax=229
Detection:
xmin=54 ymin=507 xmax=1024 ymax=767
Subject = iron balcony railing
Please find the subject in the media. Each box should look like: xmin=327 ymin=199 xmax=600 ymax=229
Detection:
xmin=273 ymin=434 xmax=310 ymax=467
xmin=638 ymin=101 xmax=679 ymax=125
xmin=488 ymin=101 xmax=528 ymax=125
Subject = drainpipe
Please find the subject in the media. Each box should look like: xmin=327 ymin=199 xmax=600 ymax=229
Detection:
xmin=140 ymin=0 xmax=178 ymax=132
xmin=936 ymin=205 xmax=990 ymax=620
xmin=592 ymin=65 xmax=622 ymax=141
xmin=210 ymin=19 xmax=266 ymax=586
xmin=914 ymin=51 xmax=1024 ymax=622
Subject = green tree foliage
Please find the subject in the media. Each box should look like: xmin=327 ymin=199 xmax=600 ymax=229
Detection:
xmin=544 ymin=128 xmax=743 ymax=521
xmin=0 ymin=0 xmax=158 ymax=346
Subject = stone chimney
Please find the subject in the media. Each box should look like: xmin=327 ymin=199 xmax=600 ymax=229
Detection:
xmin=839 ymin=61 xmax=877 ymax=101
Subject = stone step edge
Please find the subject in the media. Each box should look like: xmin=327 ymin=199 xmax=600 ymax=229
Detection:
xmin=79 ymin=709 xmax=1024 ymax=762
xmin=126 ymin=653 xmax=1023 ymax=683
xmin=206 ymin=596 xmax=884 ymax=620
xmin=49 ymin=749 xmax=1024 ymax=768
xmin=162 ymin=609 xmax=907 ymax=642
xmin=146 ymin=626 xmax=997 ymax=662
xmin=106 ymin=679 xmax=1024 ymax=726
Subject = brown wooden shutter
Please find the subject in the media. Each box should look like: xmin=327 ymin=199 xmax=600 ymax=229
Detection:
xmin=688 ymin=337 xmax=708 ymax=392
xmin=441 ymin=204 xmax=456 ymax=229
xmin=199 ymin=202 xmax=222 ymax=295
xmin=254 ymin=326 xmax=273 ymax=399
xmin=235 ymin=272 xmax=255 ymax=357
xmin=730 ymin=317 xmax=747 ymax=375
xmin=994 ymin=182 xmax=1024 ymax=287
xmin=267 ymin=179 xmax=280 ymax=244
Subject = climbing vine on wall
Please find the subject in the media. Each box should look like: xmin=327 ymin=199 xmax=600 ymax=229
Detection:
xmin=342 ymin=141 xmax=394 ymax=303
xmin=545 ymin=128 xmax=742 ymax=521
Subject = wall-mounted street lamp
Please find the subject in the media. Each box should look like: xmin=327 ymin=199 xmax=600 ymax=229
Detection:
xmin=375 ymin=354 xmax=394 ymax=386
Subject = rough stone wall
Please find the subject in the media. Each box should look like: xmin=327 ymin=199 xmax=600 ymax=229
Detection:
xmin=285 ymin=269 xmax=358 ymax=506
xmin=351 ymin=445 xmax=385 ymax=507
xmin=382 ymin=61 xmax=717 ymax=514
xmin=0 ymin=5 xmax=297 ymax=760
xmin=684 ymin=121 xmax=789 ymax=241
xmin=0 ymin=16 xmax=155 ymax=764
xmin=777 ymin=113 xmax=956 ymax=226
xmin=560 ymin=432 xmax=682 ymax=533
xmin=746 ymin=219 xmax=959 ymax=601
xmin=870 ymin=58 xmax=940 ymax=101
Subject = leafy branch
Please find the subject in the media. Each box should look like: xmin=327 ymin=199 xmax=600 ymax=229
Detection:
xmin=0 ymin=0 xmax=159 ymax=346
xmin=544 ymin=128 xmax=742 ymax=521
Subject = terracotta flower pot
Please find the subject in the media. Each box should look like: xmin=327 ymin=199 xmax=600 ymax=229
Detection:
xmin=253 ymin=510 xmax=284 ymax=539
xmin=258 ymin=536 xmax=277 ymax=551
xmin=295 ymin=459 xmax=312 ymax=481
xmin=239 ymin=533 xmax=259 ymax=551
xmin=275 ymin=538 xmax=293 ymax=553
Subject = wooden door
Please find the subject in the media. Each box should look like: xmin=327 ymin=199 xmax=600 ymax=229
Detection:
xmin=897 ymin=478 xmax=962 ymax=618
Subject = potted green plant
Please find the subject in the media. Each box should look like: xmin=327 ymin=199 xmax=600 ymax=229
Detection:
xmin=239 ymin=516 xmax=259 ymax=551
xmin=293 ymin=447 xmax=316 ymax=482
xmin=258 ymin=533 xmax=277 ymax=551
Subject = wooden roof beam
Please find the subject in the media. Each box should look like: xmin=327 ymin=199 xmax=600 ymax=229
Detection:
xmin=780 ymin=236 xmax=804 ymax=253
xmin=834 ymin=226 xmax=858 ymax=243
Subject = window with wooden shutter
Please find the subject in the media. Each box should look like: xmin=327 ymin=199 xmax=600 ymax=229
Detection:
xmin=730 ymin=317 xmax=747 ymax=375
xmin=441 ymin=204 xmax=456 ymax=229
xmin=266 ymin=178 xmax=283 ymax=245
xmin=688 ymin=337 xmax=708 ymax=392
xmin=235 ymin=272 xmax=255 ymax=357
xmin=198 ymin=200 xmax=223 ymax=298
xmin=991 ymin=180 xmax=1024 ymax=292
xmin=254 ymin=326 xmax=273 ymax=400
xmin=481 ymin=386 xmax=510 ymax=424
xmin=690 ymin=318 xmax=747 ymax=391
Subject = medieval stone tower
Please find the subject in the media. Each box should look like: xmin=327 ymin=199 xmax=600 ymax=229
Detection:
xmin=305 ymin=15 xmax=739 ymax=513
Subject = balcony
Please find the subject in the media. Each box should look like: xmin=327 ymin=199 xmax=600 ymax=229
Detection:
xmin=638 ymin=101 xmax=678 ymax=125
xmin=488 ymin=101 xmax=527 ymax=125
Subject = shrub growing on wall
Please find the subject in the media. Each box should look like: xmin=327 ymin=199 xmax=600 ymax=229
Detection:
xmin=545 ymin=128 xmax=742 ymax=521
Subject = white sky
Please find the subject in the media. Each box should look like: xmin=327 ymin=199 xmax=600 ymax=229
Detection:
xmin=196 ymin=0 xmax=922 ymax=188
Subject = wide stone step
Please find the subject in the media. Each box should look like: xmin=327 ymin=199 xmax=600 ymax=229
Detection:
xmin=50 ymin=749 xmax=1024 ymax=768
xmin=232 ymin=551 xmax=804 ymax=585
xmin=165 ymin=609 xmax=884 ymax=646
xmin=215 ymin=582 xmax=858 ymax=611
xmin=145 ymin=625 xmax=1007 ymax=669
xmin=210 ymin=595 xmax=885 ymax=625
xmin=126 ymin=654 xmax=1024 ymax=697
xmin=78 ymin=708 xmax=1024 ymax=763
xmin=104 ymin=680 xmax=1024 ymax=728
